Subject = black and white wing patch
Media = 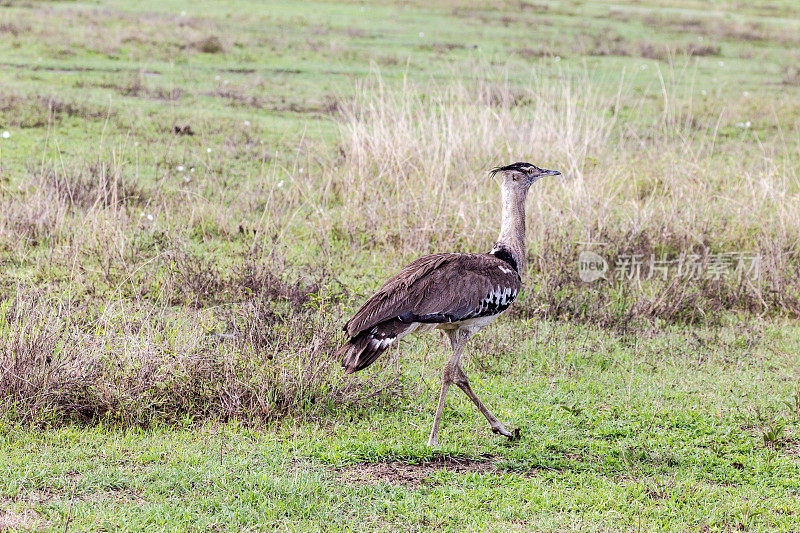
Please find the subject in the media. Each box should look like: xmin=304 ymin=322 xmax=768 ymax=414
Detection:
xmin=468 ymin=282 xmax=519 ymax=318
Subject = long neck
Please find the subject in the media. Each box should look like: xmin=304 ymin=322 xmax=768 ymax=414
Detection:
xmin=492 ymin=185 xmax=528 ymax=273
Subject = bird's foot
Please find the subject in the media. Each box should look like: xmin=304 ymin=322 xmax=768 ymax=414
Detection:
xmin=491 ymin=426 xmax=521 ymax=441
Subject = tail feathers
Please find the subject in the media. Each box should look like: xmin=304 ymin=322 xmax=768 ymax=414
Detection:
xmin=338 ymin=320 xmax=409 ymax=373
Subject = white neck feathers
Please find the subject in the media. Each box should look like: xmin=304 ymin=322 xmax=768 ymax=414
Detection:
xmin=493 ymin=183 xmax=528 ymax=273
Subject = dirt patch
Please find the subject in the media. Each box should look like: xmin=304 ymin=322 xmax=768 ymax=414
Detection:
xmin=785 ymin=440 xmax=800 ymax=456
xmin=4 ymin=487 xmax=147 ymax=506
xmin=773 ymin=437 xmax=800 ymax=457
xmin=0 ymin=508 xmax=43 ymax=531
xmin=336 ymin=453 xmax=520 ymax=487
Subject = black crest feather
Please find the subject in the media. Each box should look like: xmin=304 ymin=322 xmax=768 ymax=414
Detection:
xmin=489 ymin=161 xmax=535 ymax=177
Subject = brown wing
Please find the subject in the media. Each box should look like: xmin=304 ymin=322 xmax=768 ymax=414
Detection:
xmin=343 ymin=253 xmax=522 ymax=337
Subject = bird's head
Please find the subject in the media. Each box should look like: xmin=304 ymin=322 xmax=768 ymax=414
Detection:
xmin=490 ymin=162 xmax=561 ymax=191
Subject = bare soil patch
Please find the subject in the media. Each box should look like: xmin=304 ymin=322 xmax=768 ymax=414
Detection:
xmin=336 ymin=453 xmax=522 ymax=487
xmin=0 ymin=507 xmax=44 ymax=531
xmin=775 ymin=438 xmax=800 ymax=457
xmin=3 ymin=487 xmax=147 ymax=506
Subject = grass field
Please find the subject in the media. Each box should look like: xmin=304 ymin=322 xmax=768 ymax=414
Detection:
xmin=1 ymin=0 xmax=800 ymax=530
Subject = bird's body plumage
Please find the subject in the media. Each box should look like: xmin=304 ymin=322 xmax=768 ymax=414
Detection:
xmin=337 ymin=161 xmax=560 ymax=446
xmin=338 ymin=251 xmax=522 ymax=373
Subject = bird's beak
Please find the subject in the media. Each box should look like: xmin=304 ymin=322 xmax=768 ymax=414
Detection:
xmin=530 ymin=168 xmax=561 ymax=183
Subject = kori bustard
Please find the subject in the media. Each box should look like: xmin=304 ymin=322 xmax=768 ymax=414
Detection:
xmin=337 ymin=162 xmax=560 ymax=447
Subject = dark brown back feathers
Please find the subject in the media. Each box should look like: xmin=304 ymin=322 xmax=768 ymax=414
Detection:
xmin=343 ymin=253 xmax=522 ymax=338
xmin=338 ymin=252 xmax=522 ymax=373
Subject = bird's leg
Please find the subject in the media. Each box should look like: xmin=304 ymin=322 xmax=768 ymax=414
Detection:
xmin=427 ymin=370 xmax=451 ymax=448
xmin=427 ymin=330 xmax=464 ymax=448
xmin=452 ymin=362 xmax=519 ymax=441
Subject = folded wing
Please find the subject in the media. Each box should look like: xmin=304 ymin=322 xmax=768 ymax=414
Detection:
xmin=339 ymin=253 xmax=521 ymax=373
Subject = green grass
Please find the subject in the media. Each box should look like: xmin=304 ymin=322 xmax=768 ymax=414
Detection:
xmin=2 ymin=0 xmax=800 ymax=530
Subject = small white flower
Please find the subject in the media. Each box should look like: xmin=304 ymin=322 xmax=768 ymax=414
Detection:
xmin=180 ymin=10 xmax=186 ymax=16
xmin=134 ymin=141 xmax=139 ymax=146
xmin=183 ymin=175 xmax=191 ymax=183
xmin=1 ymin=131 xmax=9 ymax=139
xmin=299 ymin=167 xmax=303 ymax=172
xmin=206 ymin=148 xmax=212 ymax=153
xmin=701 ymin=90 xmax=707 ymax=95
xmin=176 ymin=165 xmax=185 ymax=172
xmin=223 ymin=79 xmax=229 ymax=85
xmin=418 ymin=32 xmax=424 ymax=38
xmin=215 ymin=75 xmax=221 ymax=81
xmin=244 ymin=120 xmax=251 ymax=126
xmin=277 ymin=180 xmax=284 ymax=188
xmin=37 ymin=57 xmax=42 ymax=62
xmin=640 ymin=64 xmax=648 ymax=70
xmin=742 ymin=91 xmax=749 ymax=97
xmin=745 ymin=121 xmax=751 ymax=128
xmin=146 ymin=214 xmax=154 ymax=221
xmin=190 ymin=167 xmax=195 ymax=173
xmin=718 ymin=61 xmax=725 ymax=67
xmin=554 ymin=56 xmax=561 ymax=62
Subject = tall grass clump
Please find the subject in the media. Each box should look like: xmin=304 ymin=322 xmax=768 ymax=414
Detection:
xmin=0 ymin=286 xmax=403 ymax=427
xmin=329 ymin=69 xmax=622 ymax=252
